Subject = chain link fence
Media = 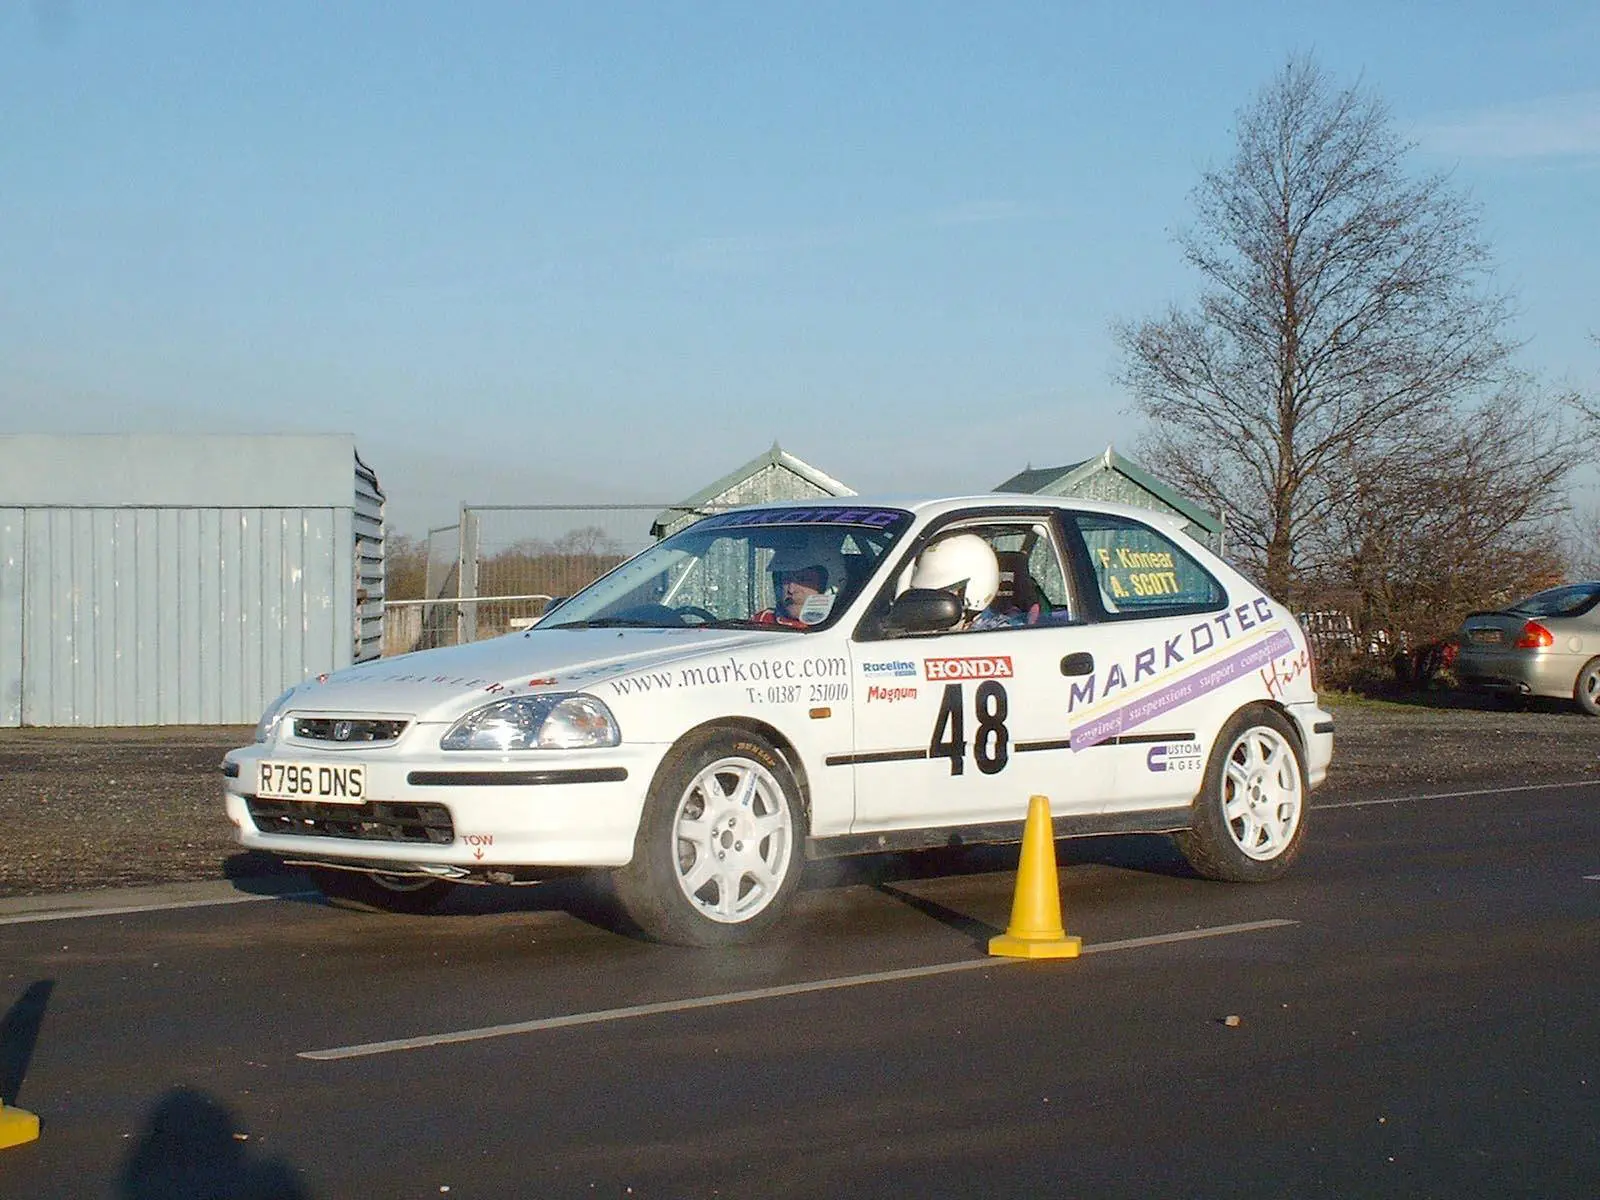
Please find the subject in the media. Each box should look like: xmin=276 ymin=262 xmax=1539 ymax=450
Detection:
xmin=383 ymin=504 xmax=728 ymax=654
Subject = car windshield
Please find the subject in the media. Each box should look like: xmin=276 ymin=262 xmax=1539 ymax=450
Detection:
xmin=1508 ymin=582 xmax=1600 ymax=619
xmin=539 ymin=505 xmax=914 ymax=631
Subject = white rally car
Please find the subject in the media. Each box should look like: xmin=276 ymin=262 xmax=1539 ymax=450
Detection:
xmin=224 ymin=495 xmax=1333 ymax=946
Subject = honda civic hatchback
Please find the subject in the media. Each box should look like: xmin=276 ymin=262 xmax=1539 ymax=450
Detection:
xmin=224 ymin=495 xmax=1334 ymax=946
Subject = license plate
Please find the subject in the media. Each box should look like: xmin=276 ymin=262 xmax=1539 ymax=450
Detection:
xmin=1469 ymin=629 xmax=1503 ymax=644
xmin=257 ymin=760 xmax=366 ymax=803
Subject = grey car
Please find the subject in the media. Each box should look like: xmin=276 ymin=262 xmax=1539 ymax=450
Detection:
xmin=1454 ymin=581 xmax=1600 ymax=716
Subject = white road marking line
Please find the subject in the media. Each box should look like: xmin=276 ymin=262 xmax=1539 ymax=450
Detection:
xmin=1585 ymin=875 xmax=1600 ymax=882
xmin=1316 ymin=780 xmax=1600 ymax=811
xmin=299 ymin=918 xmax=1297 ymax=1061
xmin=0 ymin=891 xmax=320 ymax=926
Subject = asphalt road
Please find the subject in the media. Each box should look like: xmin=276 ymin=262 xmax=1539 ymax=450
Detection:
xmin=2 ymin=777 xmax=1598 ymax=1198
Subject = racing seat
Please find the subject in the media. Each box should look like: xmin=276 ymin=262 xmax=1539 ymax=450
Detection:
xmin=992 ymin=551 xmax=1042 ymax=622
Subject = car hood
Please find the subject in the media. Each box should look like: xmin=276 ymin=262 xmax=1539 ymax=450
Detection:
xmin=285 ymin=627 xmax=796 ymax=723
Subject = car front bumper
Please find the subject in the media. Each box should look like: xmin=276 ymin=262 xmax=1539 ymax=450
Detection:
xmin=222 ymin=738 xmax=671 ymax=870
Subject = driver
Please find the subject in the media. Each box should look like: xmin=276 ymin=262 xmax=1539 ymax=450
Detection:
xmin=904 ymin=533 xmax=1005 ymax=630
xmin=756 ymin=541 xmax=846 ymax=628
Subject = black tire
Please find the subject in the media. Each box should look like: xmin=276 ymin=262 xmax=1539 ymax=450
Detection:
xmin=309 ymin=867 xmax=456 ymax=914
xmin=1174 ymin=705 xmax=1307 ymax=883
xmin=1575 ymin=658 xmax=1600 ymax=718
xmin=614 ymin=728 xmax=805 ymax=947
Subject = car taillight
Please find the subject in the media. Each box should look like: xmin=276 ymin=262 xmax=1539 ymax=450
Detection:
xmin=1514 ymin=620 xmax=1554 ymax=650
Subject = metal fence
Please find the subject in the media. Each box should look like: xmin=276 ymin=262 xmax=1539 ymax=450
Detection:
xmin=383 ymin=504 xmax=729 ymax=655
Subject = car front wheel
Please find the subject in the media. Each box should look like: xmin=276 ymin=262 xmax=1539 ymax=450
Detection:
xmin=1174 ymin=705 xmax=1307 ymax=883
xmin=615 ymin=729 xmax=805 ymax=947
xmin=1575 ymin=657 xmax=1600 ymax=717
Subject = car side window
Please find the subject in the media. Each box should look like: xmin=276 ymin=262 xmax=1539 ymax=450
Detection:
xmin=981 ymin=525 xmax=1075 ymax=624
xmin=1068 ymin=513 xmax=1225 ymax=619
xmin=882 ymin=519 xmax=1078 ymax=636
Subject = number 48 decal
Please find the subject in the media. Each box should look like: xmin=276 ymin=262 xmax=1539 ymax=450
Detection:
xmin=929 ymin=681 xmax=1009 ymax=775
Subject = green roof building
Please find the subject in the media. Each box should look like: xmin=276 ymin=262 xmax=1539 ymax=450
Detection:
xmin=995 ymin=445 xmax=1225 ymax=553
xmin=651 ymin=443 xmax=855 ymax=538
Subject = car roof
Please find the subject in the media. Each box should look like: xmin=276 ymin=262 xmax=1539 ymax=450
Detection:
xmin=747 ymin=492 xmax=1193 ymax=532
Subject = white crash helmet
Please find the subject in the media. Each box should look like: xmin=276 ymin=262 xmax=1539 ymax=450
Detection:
xmin=767 ymin=538 xmax=847 ymax=594
xmin=907 ymin=533 xmax=1000 ymax=614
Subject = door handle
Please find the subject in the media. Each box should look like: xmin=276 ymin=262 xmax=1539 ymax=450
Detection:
xmin=1060 ymin=652 xmax=1094 ymax=676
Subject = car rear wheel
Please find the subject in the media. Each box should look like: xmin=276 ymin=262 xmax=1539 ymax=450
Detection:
xmin=309 ymin=867 xmax=456 ymax=914
xmin=615 ymin=729 xmax=805 ymax=947
xmin=1174 ymin=705 xmax=1307 ymax=883
xmin=1576 ymin=658 xmax=1600 ymax=717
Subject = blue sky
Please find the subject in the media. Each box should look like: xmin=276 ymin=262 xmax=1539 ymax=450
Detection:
xmin=5 ymin=1 xmax=1598 ymax=536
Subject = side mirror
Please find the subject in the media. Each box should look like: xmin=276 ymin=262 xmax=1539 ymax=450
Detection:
xmin=884 ymin=588 xmax=963 ymax=634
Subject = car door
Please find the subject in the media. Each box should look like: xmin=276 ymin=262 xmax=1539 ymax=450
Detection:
xmin=1057 ymin=510 xmax=1284 ymax=813
xmin=847 ymin=513 xmax=1120 ymax=832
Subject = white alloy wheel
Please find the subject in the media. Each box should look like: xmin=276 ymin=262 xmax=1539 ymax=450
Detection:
xmin=672 ymin=754 xmax=796 ymax=923
xmin=1219 ymin=724 xmax=1304 ymax=860
xmin=1174 ymin=705 xmax=1308 ymax=883
xmin=615 ymin=729 xmax=806 ymax=946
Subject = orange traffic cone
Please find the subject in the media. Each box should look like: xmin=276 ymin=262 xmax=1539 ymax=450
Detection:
xmin=989 ymin=794 xmax=1082 ymax=959
xmin=0 ymin=1099 xmax=39 ymax=1150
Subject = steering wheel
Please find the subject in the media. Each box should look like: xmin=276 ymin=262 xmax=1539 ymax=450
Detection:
xmin=674 ymin=606 xmax=719 ymax=625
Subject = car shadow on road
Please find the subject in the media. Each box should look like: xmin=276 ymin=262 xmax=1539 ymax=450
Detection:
xmin=231 ymin=832 xmax=1199 ymax=945
xmin=816 ymin=833 xmax=1196 ymax=889
xmin=820 ymin=835 xmax=1198 ymax=945
xmin=222 ymin=852 xmax=315 ymax=895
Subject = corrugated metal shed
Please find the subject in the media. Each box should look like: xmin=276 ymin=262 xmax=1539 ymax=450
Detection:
xmin=995 ymin=445 xmax=1226 ymax=553
xmin=650 ymin=443 xmax=855 ymax=538
xmin=0 ymin=434 xmax=384 ymax=727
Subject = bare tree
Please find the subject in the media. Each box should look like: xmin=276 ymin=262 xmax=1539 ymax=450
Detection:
xmin=383 ymin=534 xmax=429 ymax=601
xmin=1574 ymin=333 xmax=1600 ymax=427
xmin=1567 ymin=335 xmax=1600 ymax=577
xmin=1567 ymin=507 xmax=1600 ymax=579
xmin=1117 ymin=55 xmax=1517 ymax=602
xmin=1300 ymin=377 xmax=1572 ymax=651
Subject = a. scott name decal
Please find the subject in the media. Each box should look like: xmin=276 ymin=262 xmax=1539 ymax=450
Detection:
xmin=925 ymin=656 xmax=1013 ymax=681
xmin=862 ymin=660 xmax=917 ymax=678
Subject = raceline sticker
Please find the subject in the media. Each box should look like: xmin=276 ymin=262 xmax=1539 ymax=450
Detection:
xmin=1071 ymin=627 xmax=1296 ymax=751
xmin=924 ymin=655 xmax=1013 ymax=681
xmin=862 ymin=659 xmax=917 ymax=678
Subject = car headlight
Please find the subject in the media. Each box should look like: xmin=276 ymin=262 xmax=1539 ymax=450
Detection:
xmin=440 ymin=694 xmax=621 ymax=751
xmin=255 ymin=688 xmax=296 ymax=743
